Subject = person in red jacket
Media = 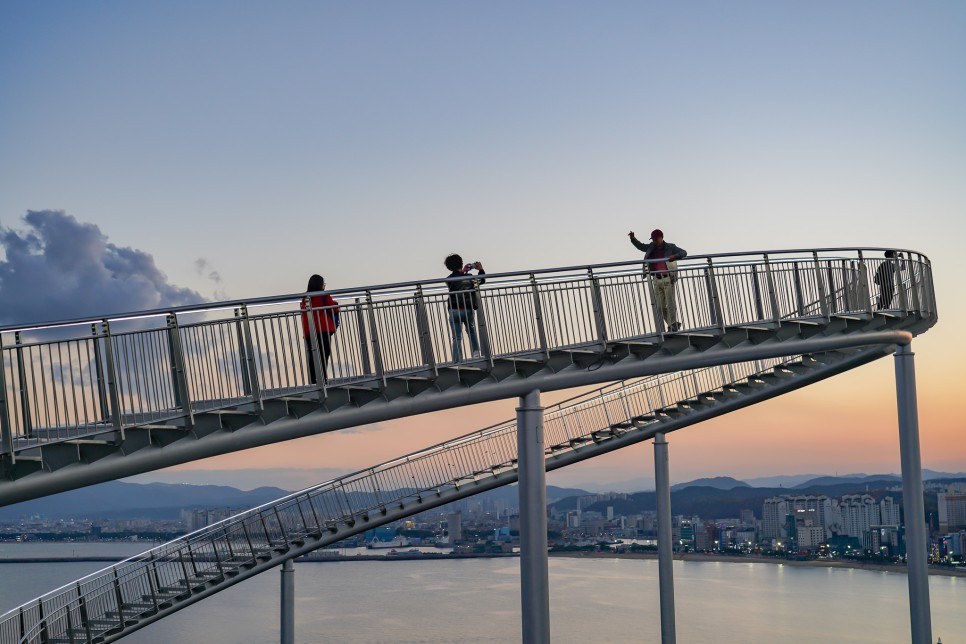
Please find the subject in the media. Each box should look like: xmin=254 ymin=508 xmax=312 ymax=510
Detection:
xmin=301 ymin=274 xmax=340 ymax=384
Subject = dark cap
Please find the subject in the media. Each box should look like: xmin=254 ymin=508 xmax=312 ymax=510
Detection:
xmin=650 ymin=229 xmax=664 ymax=240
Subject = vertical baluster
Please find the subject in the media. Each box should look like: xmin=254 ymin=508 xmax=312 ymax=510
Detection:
xmin=112 ymin=569 xmax=125 ymax=628
xmin=856 ymin=250 xmax=873 ymax=315
xmin=813 ymin=251 xmax=830 ymax=320
xmin=705 ymin=258 xmax=725 ymax=332
xmin=750 ymin=264 xmax=764 ymax=321
xmin=99 ymin=323 xmax=125 ymax=439
xmin=763 ymin=254 xmax=781 ymax=324
xmin=13 ymin=331 xmax=33 ymax=439
xmin=414 ymin=286 xmax=438 ymax=375
xmin=364 ymin=291 xmax=386 ymax=386
xmin=904 ymin=254 xmax=921 ymax=312
xmin=235 ymin=305 xmax=262 ymax=408
xmin=166 ymin=314 xmax=194 ymax=427
xmin=528 ymin=275 xmax=550 ymax=359
xmin=78 ymin=585 xmax=92 ymax=643
xmin=0 ymin=337 xmax=13 ymax=458
xmin=792 ymin=263 xmax=805 ymax=317
xmin=588 ymin=269 xmax=608 ymax=350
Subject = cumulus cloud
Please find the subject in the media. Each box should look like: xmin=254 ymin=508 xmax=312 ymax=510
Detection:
xmin=0 ymin=210 xmax=206 ymax=326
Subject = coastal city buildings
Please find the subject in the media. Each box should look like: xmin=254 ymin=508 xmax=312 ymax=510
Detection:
xmin=4 ymin=482 xmax=966 ymax=567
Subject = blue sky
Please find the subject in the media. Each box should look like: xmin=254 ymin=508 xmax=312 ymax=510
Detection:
xmin=1 ymin=2 xmax=964 ymax=488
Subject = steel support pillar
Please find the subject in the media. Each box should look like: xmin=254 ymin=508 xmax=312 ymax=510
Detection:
xmin=280 ymin=558 xmax=294 ymax=644
xmin=517 ymin=389 xmax=550 ymax=644
xmin=894 ymin=343 xmax=932 ymax=644
xmin=653 ymin=432 xmax=676 ymax=644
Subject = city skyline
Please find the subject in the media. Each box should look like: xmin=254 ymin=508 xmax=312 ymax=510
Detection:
xmin=1 ymin=2 xmax=964 ymax=489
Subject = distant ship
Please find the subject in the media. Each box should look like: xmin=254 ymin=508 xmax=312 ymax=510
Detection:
xmin=367 ymin=537 xmax=411 ymax=549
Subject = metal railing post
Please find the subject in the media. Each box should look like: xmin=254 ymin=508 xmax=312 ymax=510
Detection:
xmin=14 ymin=331 xmax=32 ymax=437
xmin=99 ymin=323 xmax=124 ymax=438
xmin=904 ymin=255 xmax=921 ymax=312
xmin=529 ymin=275 xmax=550 ymax=360
xmin=166 ymin=314 xmax=194 ymax=427
xmin=78 ymin=586 xmax=92 ymax=643
xmin=856 ymin=251 xmax=873 ymax=314
xmin=112 ymin=569 xmax=125 ymax=628
xmin=364 ymin=291 xmax=386 ymax=385
xmin=813 ymin=252 xmax=830 ymax=319
xmin=235 ymin=305 xmax=262 ymax=408
xmin=705 ymin=258 xmax=725 ymax=332
xmin=750 ymin=265 xmax=764 ymax=321
xmin=588 ymin=269 xmax=609 ymax=349
xmin=792 ymin=263 xmax=805 ymax=316
xmin=475 ymin=288 xmax=494 ymax=366
xmin=763 ymin=254 xmax=781 ymax=324
xmin=37 ymin=598 xmax=48 ymax=644
xmin=353 ymin=298 xmax=372 ymax=376
xmin=838 ymin=260 xmax=852 ymax=311
xmin=0 ymin=337 xmax=14 ymax=457
xmin=91 ymin=324 xmax=110 ymax=422
xmin=413 ymin=287 xmax=437 ymax=374
xmin=895 ymin=252 xmax=909 ymax=313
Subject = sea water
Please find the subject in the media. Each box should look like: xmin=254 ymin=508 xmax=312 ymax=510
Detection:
xmin=0 ymin=543 xmax=963 ymax=643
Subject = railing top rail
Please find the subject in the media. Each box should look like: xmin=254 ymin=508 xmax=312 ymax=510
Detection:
xmin=0 ymin=247 xmax=929 ymax=334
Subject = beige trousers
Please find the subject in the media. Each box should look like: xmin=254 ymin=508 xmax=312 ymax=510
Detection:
xmin=652 ymin=276 xmax=678 ymax=329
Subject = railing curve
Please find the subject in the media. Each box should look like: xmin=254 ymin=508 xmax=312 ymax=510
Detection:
xmin=0 ymin=248 xmax=935 ymax=457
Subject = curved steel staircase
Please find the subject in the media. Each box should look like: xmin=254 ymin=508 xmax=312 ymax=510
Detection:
xmin=0 ymin=248 xmax=935 ymax=505
xmin=0 ymin=246 xmax=937 ymax=643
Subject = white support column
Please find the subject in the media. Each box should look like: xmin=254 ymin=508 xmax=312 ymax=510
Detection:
xmin=894 ymin=343 xmax=932 ymax=644
xmin=517 ymin=389 xmax=550 ymax=644
xmin=653 ymin=433 xmax=676 ymax=644
xmin=280 ymin=559 xmax=295 ymax=644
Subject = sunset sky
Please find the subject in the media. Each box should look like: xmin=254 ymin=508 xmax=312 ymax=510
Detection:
xmin=1 ymin=2 xmax=963 ymax=491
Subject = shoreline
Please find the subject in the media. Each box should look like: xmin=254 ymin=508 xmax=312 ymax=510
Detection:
xmin=2 ymin=551 xmax=963 ymax=577
xmin=549 ymin=550 xmax=966 ymax=577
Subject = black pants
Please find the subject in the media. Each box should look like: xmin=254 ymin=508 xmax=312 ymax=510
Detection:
xmin=305 ymin=332 xmax=333 ymax=384
xmin=878 ymin=285 xmax=895 ymax=309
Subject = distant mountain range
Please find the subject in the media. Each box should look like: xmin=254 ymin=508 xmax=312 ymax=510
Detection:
xmin=0 ymin=481 xmax=589 ymax=522
xmin=671 ymin=476 xmax=750 ymax=492
xmin=0 ymin=481 xmax=291 ymax=522
xmin=3 ymin=470 xmax=964 ymax=524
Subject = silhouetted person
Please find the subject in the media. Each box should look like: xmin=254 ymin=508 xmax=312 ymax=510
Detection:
xmin=628 ymin=228 xmax=688 ymax=332
xmin=445 ymin=254 xmax=485 ymax=361
xmin=301 ymin=274 xmax=339 ymax=383
xmin=874 ymin=250 xmax=903 ymax=309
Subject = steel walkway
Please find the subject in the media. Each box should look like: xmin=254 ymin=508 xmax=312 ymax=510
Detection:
xmin=0 ymin=248 xmax=935 ymax=506
xmin=0 ymin=246 xmax=938 ymax=643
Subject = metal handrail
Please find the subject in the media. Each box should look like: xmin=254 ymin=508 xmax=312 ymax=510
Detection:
xmin=0 ymin=248 xmax=934 ymax=457
xmin=0 ymin=351 xmax=808 ymax=644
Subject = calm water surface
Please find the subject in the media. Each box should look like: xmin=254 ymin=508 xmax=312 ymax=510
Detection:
xmin=0 ymin=543 xmax=963 ymax=643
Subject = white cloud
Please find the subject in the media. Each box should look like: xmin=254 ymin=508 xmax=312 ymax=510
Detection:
xmin=0 ymin=210 xmax=205 ymax=326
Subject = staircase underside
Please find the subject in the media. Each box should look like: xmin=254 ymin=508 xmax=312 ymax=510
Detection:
xmin=0 ymin=311 xmax=931 ymax=506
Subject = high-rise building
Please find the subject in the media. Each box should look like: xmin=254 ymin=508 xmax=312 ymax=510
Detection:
xmin=447 ymin=512 xmax=463 ymax=544
xmin=762 ymin=497 xmax=788 ymax=539
xmin=938 ymin=484 xmax=966 ymax=533
xmin=839 ymin=495 xmax=880 ymax=545
xmin=879 ymin=496 xmax=901 ymax=526
xmin=796 ymin=524 xmax=826 ymax=550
